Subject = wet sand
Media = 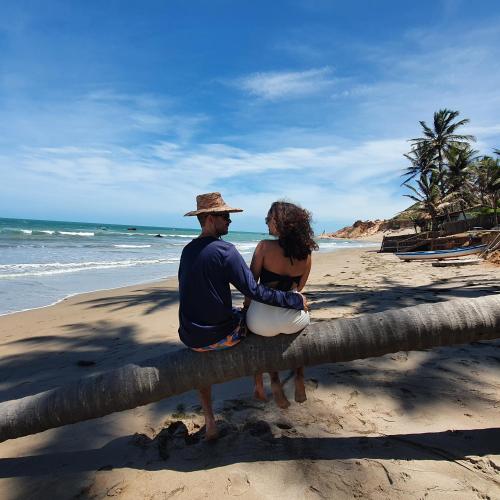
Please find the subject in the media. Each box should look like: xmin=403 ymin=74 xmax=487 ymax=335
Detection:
xmin=0 ymin=248 xmax=499 ymax=499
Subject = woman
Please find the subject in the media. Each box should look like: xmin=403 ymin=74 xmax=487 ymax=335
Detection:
xmin=244 ymin=201 xmax=318 ymax=408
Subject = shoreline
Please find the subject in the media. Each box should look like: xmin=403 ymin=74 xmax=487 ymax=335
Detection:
xmin=0 ymin=242 xmax=380 ymax=318
xmin=0 ymin=274 xmax=170 ymax=319
xmin=1 ymin=246 xmax=499 ymax=499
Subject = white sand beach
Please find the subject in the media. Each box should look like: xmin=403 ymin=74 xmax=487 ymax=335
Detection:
xmin=0 ymin=248 xmax=499 ymax=499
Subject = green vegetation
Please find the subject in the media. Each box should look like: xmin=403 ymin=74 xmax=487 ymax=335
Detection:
xmin=402 ymin=109 xmax=500 ymax=229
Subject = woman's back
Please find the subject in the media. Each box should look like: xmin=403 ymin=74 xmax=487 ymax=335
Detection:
xmin=258 ymin=240 xmax=311 ymax=291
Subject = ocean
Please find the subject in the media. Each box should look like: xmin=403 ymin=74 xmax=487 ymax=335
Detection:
xmin=0 ymin=217 xmax=377 ymax=315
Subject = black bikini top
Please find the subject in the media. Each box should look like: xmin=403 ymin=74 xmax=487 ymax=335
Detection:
xmin=260 ymin=267 xmax=302 ymax=291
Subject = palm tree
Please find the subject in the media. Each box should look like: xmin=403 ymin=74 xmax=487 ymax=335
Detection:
xmin=444 ymin=145 xmax=477 ymax=221
xmin=401 ymin=142 xmax=436 ymax=184
xmin=472 ymin=156 xmax=500 ymax=225
xmin=403 ymin=171 xmax=450 ymax=230
xmin=1 ymin=294 xmax=499 ymax=442
xmin=410 ymin=109 xmax=475 ymax=181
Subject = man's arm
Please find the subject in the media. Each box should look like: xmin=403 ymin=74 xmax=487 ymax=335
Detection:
xmin=225 ymin=245 xmax=304 ymax=310
xmin=243 ymin=241 xmax=265 ymax=309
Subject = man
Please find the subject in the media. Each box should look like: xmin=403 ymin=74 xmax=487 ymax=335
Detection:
xmin=178 ymin=192 xmax=307 ymax=440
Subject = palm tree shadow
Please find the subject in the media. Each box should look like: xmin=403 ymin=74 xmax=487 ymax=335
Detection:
xmin=305 ymin=274 xmax=500 ymax=316
xmin=318 ymin=339 xmax=500 ymax=413
xmin=0 ymin=426 xmax=498 ymax=477
xmin=77 ymin=286 xmax=180 ymax=315
xmin=0 ymin=320 xmax=181 ymax=402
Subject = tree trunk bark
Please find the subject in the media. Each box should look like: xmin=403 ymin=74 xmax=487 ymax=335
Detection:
xmin=1 ymin=295 xmax=499 ymax=443
xmin=494 ymin=194 xmax=498 ymax=227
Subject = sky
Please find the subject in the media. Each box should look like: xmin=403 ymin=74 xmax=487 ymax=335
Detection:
xmin=1 ymin=0 xmax=500 ymax=232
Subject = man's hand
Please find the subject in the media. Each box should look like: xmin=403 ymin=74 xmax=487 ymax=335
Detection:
xmin=298 ymin=292 xmax=309 ymax=311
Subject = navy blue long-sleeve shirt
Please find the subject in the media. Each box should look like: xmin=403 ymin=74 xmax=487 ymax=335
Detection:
xmin=178 ymin=236 xmax=304 ymax=348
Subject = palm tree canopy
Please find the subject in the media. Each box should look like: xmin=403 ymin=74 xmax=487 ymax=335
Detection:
xmin=473 ymin=156 xmax=500 ymax=192
xmin=403 ymin=170 xmax=451 ymax=219
xmin=401 ymin=142 xmax=437 ymax=184
xmin=403 ymin=109 xmax=478 ymax=220
xmin=0 ymin=294 xmax=499 ymax=443
xmin=410 ymin=109 xmax=476 ymax=154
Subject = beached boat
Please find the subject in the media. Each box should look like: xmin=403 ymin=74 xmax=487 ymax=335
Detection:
xmin=396 ymin=244 xmax=487 ymax=261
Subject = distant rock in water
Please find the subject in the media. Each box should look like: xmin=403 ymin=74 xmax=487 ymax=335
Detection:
xmin=154 ymin=234 xmax=163 ymax=238
xmin=127 ymin=228 xmax=137 ymax=231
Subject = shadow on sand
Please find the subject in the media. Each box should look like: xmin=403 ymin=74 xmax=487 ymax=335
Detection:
xmin=0 ymin=426 xmax=498 ymax=477
xmin=1 ymin=274 xmax=499 ymax=496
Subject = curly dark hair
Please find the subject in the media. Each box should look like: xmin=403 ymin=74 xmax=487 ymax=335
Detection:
xmin=269 ymin=201 xmax=318 ymax=261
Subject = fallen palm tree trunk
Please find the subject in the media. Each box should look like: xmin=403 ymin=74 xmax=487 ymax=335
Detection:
xmin=1 ymin=295 xmax=499 ymax=442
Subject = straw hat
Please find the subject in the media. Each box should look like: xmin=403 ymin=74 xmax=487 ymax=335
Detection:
xmin=184 ymin=192 xmax=243 ymax=216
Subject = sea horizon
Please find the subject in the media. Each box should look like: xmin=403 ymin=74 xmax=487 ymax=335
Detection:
xmin=0 ymin=216 xmax=377 ymax=316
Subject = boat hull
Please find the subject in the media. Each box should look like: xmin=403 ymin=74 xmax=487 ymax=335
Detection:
xmin=396 ymin=244 xmax=487 ymax=261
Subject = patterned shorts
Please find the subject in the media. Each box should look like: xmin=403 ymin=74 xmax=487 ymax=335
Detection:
xmin=191 ymin=327 xmax=243 ymax=352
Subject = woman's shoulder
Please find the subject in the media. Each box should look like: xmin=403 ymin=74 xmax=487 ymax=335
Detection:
xmin=256 ymin=239 xmax=280 ymax=252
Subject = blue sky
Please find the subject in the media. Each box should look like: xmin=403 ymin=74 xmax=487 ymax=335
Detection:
xmin=1 ymin=0 xmax=500 ymax=232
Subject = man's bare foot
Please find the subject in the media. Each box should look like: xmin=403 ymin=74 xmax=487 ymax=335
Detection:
xmin=254 ymin=387 xmax=268 ymax=402
xmin=271 ymin=381 xmax=290 ymax=409
xmin=204 ymin=419 xmax=219 ymax=441
xmin=294 ymin=367 xmax=307 ymax=403
xmin=294 ymin=380 xmax=307 ymax=403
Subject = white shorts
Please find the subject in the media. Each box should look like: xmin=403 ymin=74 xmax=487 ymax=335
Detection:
xmin=246 ymin=300 xmax=310 ymax=337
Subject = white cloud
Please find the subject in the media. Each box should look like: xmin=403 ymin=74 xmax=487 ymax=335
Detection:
xmin=236 ymin=67 xmax=335 ymax=100
xmin=0 ymin=89 xmax=208 ymax=150
xmin=3 ymin=135 xmax=410 ymax=230
xmin=333 ymin=23 xmax=500 ymax=141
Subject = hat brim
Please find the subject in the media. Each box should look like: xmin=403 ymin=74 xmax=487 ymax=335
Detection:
xmin=184 ymin=207 xmax=243 ymax=216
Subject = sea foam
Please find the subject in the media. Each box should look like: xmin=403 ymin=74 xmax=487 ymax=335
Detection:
xmin=0 ymin=258 xmax=178 ymax=278
xmin=113 ymin=244 xmax=152 ymax=248
xmin=58 ymin=231 xmax=95 ymax=236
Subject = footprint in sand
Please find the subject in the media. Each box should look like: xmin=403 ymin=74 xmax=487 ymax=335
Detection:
xmin=390 ymin=352 xmax=408 ymax=362
xmin=305 ymin=378 xmax=319 ymax=390
xmin=275 ymin=421 xmax=293 ymax=430
xmin=227 ymin=471 xmax=250 ymax=496
xmin=105 ymin=481 xmax=127 ymax=497
xmin=399 ymin=387 xmax=416 ymax=398
xmin=243 ymin=420 xmax=273 ymax=439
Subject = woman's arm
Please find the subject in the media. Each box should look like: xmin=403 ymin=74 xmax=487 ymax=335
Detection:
xmin=226 ymin=244 xmax=304 ymax=311
xmin=243 ymin=241 xmax=265 ymax=309
xmin=296 ymin=254 xmax=312 ymax=292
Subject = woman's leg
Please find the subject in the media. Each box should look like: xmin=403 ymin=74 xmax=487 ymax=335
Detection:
xmin=270 ymin=372 xmax=290 ymax=409
xmin=294 ymin=367 xmax=307 ymax=403
xmin=253 ymin=373 xmax=267 ymax=401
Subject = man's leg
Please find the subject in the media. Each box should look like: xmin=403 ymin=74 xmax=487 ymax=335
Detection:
xmin=199 ymin=386 xmax=218 ymax=440
xmin=294 ymin=366 xmax=307 ymax=403
xmin=270 ymin=372 xmax=290 ymax=409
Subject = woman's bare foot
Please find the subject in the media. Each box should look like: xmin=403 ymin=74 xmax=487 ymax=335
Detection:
xmin=253 ymin=374 xmax=268 ymax=401
xmin=271 ymin=379 xmax=290 ymax=409
xmin=204 ymin=418 xmax=219 ymax=441
xmin=294 ymin=367 xmax=307 ymax=403
xmin=254 ymin=387 xmax=268 ymax=401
